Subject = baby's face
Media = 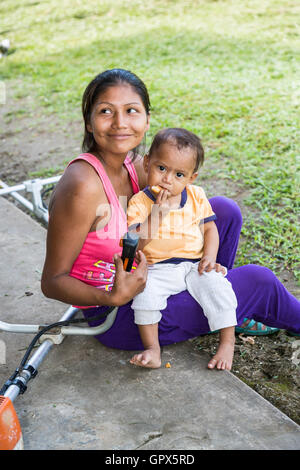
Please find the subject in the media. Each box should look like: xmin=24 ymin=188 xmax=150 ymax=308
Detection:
xmin=144 ymin=142 xmax=198 ymax=197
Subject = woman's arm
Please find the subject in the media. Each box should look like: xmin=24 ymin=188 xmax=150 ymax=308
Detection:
xmin=41 ymin=162 xmax=147 ymax=306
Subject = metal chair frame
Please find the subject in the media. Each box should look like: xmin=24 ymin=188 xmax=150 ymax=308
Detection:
xmin=0 ymin=177 xmax=118 ymax=403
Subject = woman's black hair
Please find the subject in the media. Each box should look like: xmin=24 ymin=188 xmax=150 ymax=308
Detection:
xmin=148 ymin=128 xmax=204 ymax=172
xmin=82 ymin=68 xmax=151 ymax=158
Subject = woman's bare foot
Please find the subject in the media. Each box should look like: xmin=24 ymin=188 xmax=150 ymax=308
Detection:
xmin=207 ymin=340 xmax=235 ymax=371
xmin=130 ymin=346 xmax=161 ymax=369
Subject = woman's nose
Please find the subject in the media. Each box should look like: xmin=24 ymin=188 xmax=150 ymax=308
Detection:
xmin=112 ymin=111 xmax=127 ymax=128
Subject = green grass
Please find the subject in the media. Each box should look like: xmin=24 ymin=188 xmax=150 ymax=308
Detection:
xmin=1 ymin=0 xmax=299 ymax=281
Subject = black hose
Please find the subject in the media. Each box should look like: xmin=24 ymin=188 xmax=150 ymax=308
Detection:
xmin=0 ymin=306 xmax=115 ymax=394
xmin=41 ymin=185 xmax=55 ymax=209
xmin=19 ymin=306 xmax=115 ymax=370
xmin=1 ymin=232 xmax=139 ymax=395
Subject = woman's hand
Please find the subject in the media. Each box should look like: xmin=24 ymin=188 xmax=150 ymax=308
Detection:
xmin=110 ymin=250 xmax=148 ymax=306
xmin=198 ymin=256 xmax=227 ymax=276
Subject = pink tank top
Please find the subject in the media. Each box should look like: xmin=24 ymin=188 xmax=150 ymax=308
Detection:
xmin=68 ymin=153 xmax=140 ymax=300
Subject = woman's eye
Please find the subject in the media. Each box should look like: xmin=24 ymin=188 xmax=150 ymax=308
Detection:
xmin=127 ymin=108 xmax=138 ymax=114
xmin=158 ymin=166 xmax=165 ymax=171
xmin=100 ymin=108 xmax=112 ymax=114
xmin=177 ymin=173 xmax=184 ymax=178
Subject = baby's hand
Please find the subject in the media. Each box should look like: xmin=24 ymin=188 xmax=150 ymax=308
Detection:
xmin=152 ymin=189 xmax=171 ymax=217
xmin=198 ymin=256 xmax=227 ymax=276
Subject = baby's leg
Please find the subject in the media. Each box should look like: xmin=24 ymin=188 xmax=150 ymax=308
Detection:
xmin=207 ymin=326 xmax=235 ymax=371
xmin=186 ymin=267 xmax=237 ymax=370
xmin=130 ymin=322 xmax=161 ymax=369
xmin=186 ymin=268 xmax=237 ymax=332
xmin=130 ymin=264 xmax=188 ymax=368
xmin=130 ymin=309 xmax=162 ymax=369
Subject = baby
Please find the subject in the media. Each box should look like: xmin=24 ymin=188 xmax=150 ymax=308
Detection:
xmin=127 ymin=128 xmax=238 ymax=370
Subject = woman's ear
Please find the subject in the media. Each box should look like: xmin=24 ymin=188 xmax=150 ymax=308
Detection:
xmin=86 ymin=123 xmax=93 ymax=133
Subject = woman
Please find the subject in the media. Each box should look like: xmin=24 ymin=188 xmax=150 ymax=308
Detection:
xmin=41 ymin=68 xmax=300 ymax=359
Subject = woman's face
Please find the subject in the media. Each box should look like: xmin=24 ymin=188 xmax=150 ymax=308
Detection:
xmin=87 ymin=84 xmax=150 ymax=157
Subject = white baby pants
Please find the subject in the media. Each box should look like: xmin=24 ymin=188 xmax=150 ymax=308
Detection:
xmin=131 ymin=262 xmax=237 ymax=332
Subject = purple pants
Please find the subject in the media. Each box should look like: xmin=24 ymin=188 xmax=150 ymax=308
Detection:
xmin=84 ymin=197 xmax=300 ymax=350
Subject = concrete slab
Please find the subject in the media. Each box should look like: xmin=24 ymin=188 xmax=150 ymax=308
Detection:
xmin=0 ymin=196 xmax=299 ymax=450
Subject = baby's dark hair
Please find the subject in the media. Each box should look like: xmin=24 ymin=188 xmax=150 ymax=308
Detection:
xmin=82 ymin=68 xmax=150 ymax=156
xmin=148 ymin=128 xmax=204 ymax=172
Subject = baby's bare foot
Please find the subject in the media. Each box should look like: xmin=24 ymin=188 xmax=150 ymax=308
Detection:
xmin=130 ymin=347 xmax=161 ymax=369
xmin=208 ymin=341 xmax=235 ymax=371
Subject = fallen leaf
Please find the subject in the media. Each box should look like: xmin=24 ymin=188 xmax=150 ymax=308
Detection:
xmin=239 ymin=334 xmax=255 ymax=345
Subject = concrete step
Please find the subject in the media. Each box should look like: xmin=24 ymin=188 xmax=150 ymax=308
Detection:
xmin=0 ymin=196 xmax=299 ymax=450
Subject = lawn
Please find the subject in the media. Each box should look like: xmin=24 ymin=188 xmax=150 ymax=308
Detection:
xmin=1 ymin=0 xmax=299 ymax=281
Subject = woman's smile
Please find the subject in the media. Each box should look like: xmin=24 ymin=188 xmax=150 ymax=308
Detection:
xmin=108 ymin=134 xmax=133 ymax=139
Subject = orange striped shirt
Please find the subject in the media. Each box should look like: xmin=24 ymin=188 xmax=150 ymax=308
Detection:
xmin=127 ymin=185 xmax=216 ymax=264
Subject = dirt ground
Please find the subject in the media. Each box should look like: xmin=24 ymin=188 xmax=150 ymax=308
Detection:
xmin=1 ymin=85 xmax=299 ymax=425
